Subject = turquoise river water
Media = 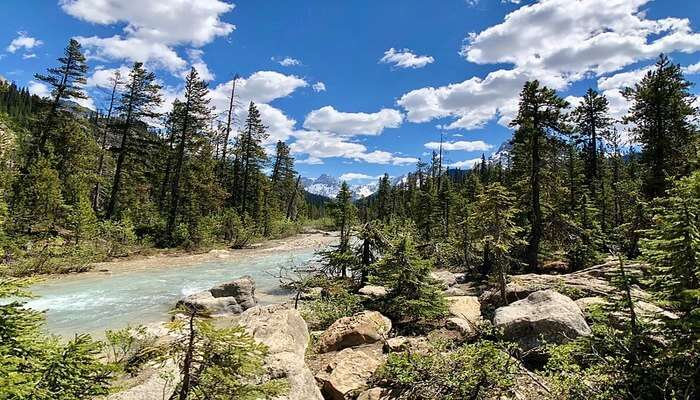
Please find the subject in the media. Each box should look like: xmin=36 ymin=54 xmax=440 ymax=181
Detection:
xmin=26 ymin=249 xmax=318 ymax=337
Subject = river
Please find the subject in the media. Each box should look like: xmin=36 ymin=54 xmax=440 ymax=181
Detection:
xmin=24 ymin=236 xmax=331 ymax=338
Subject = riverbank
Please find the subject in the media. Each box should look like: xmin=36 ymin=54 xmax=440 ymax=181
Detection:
xmin=43 ymin=230 xmax=338 ymax=280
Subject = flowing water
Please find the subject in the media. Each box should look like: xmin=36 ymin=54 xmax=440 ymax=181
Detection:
xmin=26 ymin=249 xmax=319 ymax=338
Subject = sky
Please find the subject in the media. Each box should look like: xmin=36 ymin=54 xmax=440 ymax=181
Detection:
xmin=1 ymin=0 xmax=700 ymax=184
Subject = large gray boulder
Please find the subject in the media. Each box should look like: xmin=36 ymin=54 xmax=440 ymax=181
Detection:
xmin=494 ymin=290 xmax=591 ymax=350
xmin=317 ymin=311 xmax=392 ymax=353
xmin=178 ymin=276 xmax=257 ymax=315
xmin=240 ymin=304 xmax=323 ymax=400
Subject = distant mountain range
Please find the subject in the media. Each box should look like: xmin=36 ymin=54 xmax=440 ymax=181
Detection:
xmin=302 ymin=140 xmax=512 ymax=200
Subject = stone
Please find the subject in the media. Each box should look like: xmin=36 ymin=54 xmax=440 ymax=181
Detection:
xmin=240 ymin=304 xmax=323 ymax=400
xmin=446 ymin=296 xmax=482 ymax=324
xmin=177 ymin=276 xmax=258 ymax=315
xmin=494 ymin=290 xmax=591 ymax=351
xmin=445 ymin=317 xmax=477 ymax=338
xmin=317 ymin=311 xmax=392 ymax=353
xmin=575 ymin=296 xmax=607 ymax=314
xmin=106 ymin=360 xmax=178 ymax=400
xmin=358 ymin=285 xmax=388 ymax=298
xmin=444 ymin=286 xmax=467 ymax=296
xmin=430 ymin=270 xmax=465 ymax=288
xmin=316 ymin=348 xmax=383 ymax=400
xmin=357 ymin=387 xmax=387 ymax=400
xmin=383 ymin=336 xmax=430 ymax=353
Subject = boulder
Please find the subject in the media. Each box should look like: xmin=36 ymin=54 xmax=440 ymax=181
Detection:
xmin=383 ymin=336 xmax=430 ymax=353
xmin=316 ymin=348 xmax=383 ymax=400
xmin=446 ymin=296 xmax=482 ymax=324
xmin=444 ymin=286 xmax=467 ymax=296
xmin=494 ymin=290 xmax=591 ymax=351
xmin=358 ymin=285 xmax=388 ymax=298
xmin=430 ymin=270 xmax=465 ymax=288
xmin=240 ymin=304 xmax=323 ymax=400
xmin=445 ymin=317 xmax=477 ymax=339
xmin=178 ymin=276 xmax=257 ymax=315
xmin=317 ymin=311 xmax=392 ymax=353
xmin=106 ymin=360 xmax=178 ymax=400
xmin=357 ymin=388 xmax=388 ymax=400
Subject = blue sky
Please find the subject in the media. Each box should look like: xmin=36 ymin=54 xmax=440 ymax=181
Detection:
xmin=1 ymin=0 xmax=700 ymax=183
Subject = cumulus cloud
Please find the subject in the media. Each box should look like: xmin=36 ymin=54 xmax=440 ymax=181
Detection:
xmin=684 ymin=61 xmax=700 ymax=74
xmin=424 ymin=140 xmax=492 ymax=152
xmin=62 ymin=0 xmax=235 ymax=76
xmin=312 ymin=82 xmax=327 ymax=92
xmin=303 ymin=106 xmax=403 ymax=136
xmin=380 ymin=48 xmax=435 ymax=69
xmin=399 ymin=0 xmax=700 ymax=131
xmin=87 ymin=65 xmax=132 ymax=88
xmin=7 ymin=32 xmax=43 ymax=53
xmin=27 ymin=81 xmax=50 ymax=98
xmin=185 ymin=49 xmax=215 ymax=81
xmin=290 ymin=131 xmax=417 ymax=165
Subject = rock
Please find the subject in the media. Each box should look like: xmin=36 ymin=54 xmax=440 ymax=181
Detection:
xmin=317 ymin=311 xmax=392 ymax=353
xmin=383 ymin=336 xmax=430 ymax=353
xmin=430 ymin=270 xmax=465 ymax=288
xmin=635 ymin=301 xmax=679 ymax=321
xmin=445 ymin=317 xmax=477 ymax=339
xmin=446 ymin=296 xmax=482 ymax=324
xmin=358 ymin=285 xmax=388 ymax=298
xmin=494 ymin=290 xmax=591 ymax=351
xmin=444 ymin=286 xmax=467 ymax=296
xmin=210 ymin=275 xmax=257 ymax=309
xmin=240 ymin=304 xmax=323 ymax=400
xmin=357 ymin=387 xmax=387 ymax=400
xmin=575 ymin=296 xmax=607 ymax=314
xmin=208 ymin=249 xmax=232 ymax=258
xmin=316 ymin=348 xmax=383 ymax=400
xmin=177 ymin=276 xmax=257 ymax=315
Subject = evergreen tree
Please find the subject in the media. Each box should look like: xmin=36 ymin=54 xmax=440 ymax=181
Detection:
xmin=572 ymin=88 xmax=612 ymax=193
xmin=623 ymin=54 xmax=699 ymax=199
xmin=376 ymin=173 xmax=392 ymax=223
xmin=510 ymin=80 xmax=569 ymax=271
xmin=371 ymin=234 xmax=447 ymax=322
xmin=106 ymin=62 xmax=162 ymax=218
xmin=234 ymin=102 xmax=268 ymax=218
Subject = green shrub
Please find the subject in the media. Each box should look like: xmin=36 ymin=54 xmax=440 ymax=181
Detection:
xmin=105 ymin=325 xmax=160 ymax=375
xmin=373 ymin=340 xmax=517 ymax=400
xmin=301 ymin=287 xmax=363 ymax=330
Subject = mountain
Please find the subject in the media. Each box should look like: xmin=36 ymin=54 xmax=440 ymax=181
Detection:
xmin=489 ymin=140 xmax=512 ymax=165
xmin=302 ymin=174 xmax=383 ymax=200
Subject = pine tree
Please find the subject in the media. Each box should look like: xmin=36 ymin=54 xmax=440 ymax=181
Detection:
xmin=32 ymin=39 xmax=89 ymax=158
xmin=623 ymin=54 xmax=698 ymax=199
xmin=376 ymin=173 xmax=392 ymax=222
xmin=471 ymin=183 xmax=523 ymax=303
xmin=371 ymin=234 xmax=447 ymax=322
xmin=234 ymin=102 xmax=268 ymax=217
xmin=510 ymin=80 xmax=569 ymax=271
xmin=166 ymin=68 xmax=212 ymax=242
xmin=572 ymin=88 xmax=612 ymax=193
xmin=106 ymin=62 xmax=162 ymax=218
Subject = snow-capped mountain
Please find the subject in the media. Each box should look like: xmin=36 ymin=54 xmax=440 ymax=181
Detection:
xmin=302 ymin=174 xmax=382 ymax=199
xmin=489 ymin=140 xmax=512 ymax=165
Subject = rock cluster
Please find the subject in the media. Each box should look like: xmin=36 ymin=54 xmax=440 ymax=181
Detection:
xmin=317 ymin=311 xmax=392 ymax=353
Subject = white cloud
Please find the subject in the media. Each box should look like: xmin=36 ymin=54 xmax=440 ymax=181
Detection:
xmin=380 ymin=48 xmax=435 ymax=69
xmin=185 ymin=49 xmax=215 ymax=81
xmin=340 ymin=173 xmax=381 ymax=182
xmin=27 ymin=81 xmax=50 ymax=98
xmin=303 ymin=106 xmax=403 ymax=136
xmin=448 ymin=158 xmax=482 ymax=169
xmin=6 ymin=32 xmax=43 ymax=53
xmin=684 ymin=61 xmax=700 ymax=74
xmin=597 ymin=67 xmax=652 ymax=91
xmin=276 ymin=57 xmax=301 ymax=67
xmin=77 ymin=36 xmax=187 ymax=72
xmin=290 ymin=131 xmax=416 ymax=165
xmin=87 ymin=65 xmax=132 ymax=88
xmin=312 ymin=82 xmax=326 ymax=92
xmin=424 ymin=140 xmax=492 ymax=152
xmin=22 ymin=53 xmax=37 ymax=60
xmin=60 ymin=0 xmax=235 ymax=46
xmin=399 ymin=0 xmax=700 ymax=131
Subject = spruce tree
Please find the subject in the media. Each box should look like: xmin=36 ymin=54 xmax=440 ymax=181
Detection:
xmin=376 ymin=173 xmax=392 ymax=222
xmin=510 ymin=80 xmax=569 ymax=271
xmin=106 ymin=62 xmax=162 ymax=218
xmin=572 ymin=88 xmax=612 ymax=193
xmin=234 ymin=102 xmax=268 ymax=217
xmin=623 ymin=54 xmax=698 ymax=199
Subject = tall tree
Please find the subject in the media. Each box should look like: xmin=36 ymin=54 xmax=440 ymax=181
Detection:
xmin=166 ymin=68 xmax=211 ymax=241
xmin=106 ymin=62 xmax=162 ymax=218
xmin=510 ymin=80 xmax=569 ymax=271
xmin=92 ymin=70 xmax=124 ymax=211
xmin=623 ymin=54 xmax=698 ymax=199
xmin=572 ymin=88 xmax=612 ymax=192
xmin=32 ymin=39 xmax=88 ymax=158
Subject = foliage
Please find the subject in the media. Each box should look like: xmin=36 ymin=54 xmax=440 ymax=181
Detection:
xmin=105 ymin=325 xmax=160 ymax=375
xmin=373 ymin=340 xmax=517 ymax=400
xmin=301 ymin=287 xmax=363 ymax=330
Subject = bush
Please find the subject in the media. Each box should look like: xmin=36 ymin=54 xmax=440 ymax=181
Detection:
xmin=373 ymin=340 xmax=517 ymax=400
xmin=301 ymin=287 xmax=363 ymax=330
xmin=105 ymin=325 xmax=160 ymax=375
xmin=100 ymin=217 xmax=136 ymax=257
